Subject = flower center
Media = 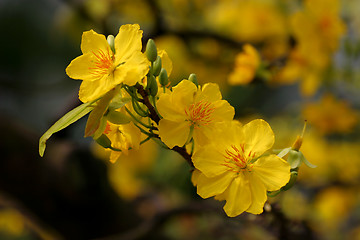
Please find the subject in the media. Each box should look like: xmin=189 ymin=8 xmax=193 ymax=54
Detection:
xmin=185 ymin=100 xmax=215 ymax=128
xmin=222 ymin=144 xmax=256 ymax=173
xmin=89 ymin=49 xmax=115 ymax=78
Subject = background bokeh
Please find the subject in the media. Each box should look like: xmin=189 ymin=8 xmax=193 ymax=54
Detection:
xmin=1 ymin=0 xmax=360 ymax=239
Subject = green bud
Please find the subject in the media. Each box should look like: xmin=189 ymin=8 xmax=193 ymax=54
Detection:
xmin=107 ymin=35 xmax=115 ymax=53
xmin=96 ymin=134 xmax=112 ymax=149
xmin=107 ymin=110 xmax=131 ymax=124
xmin=145 ymin=39 xmax=157 ymax=62
xmin=149 ymin=76 xmax=158 ymax=97
xmin=153 ymin=56 xmax=162 ymax=76
xmin=158 ymin=68 xmax=169 ymax=86
xmin=188 ymin=73 xmax=198 ymax=87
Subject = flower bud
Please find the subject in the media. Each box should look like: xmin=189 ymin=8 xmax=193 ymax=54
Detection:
xmin=107 ymin=35 xmax=115 ymax=53
xmin=158 ymin=68 xmax=168 ymax=86
xmin=96 ymin=134 xmax=112 ymax=149
xmin=188 ymin=73 xmax=198 ymax=87
xmin=149 ymin=75 xmax=158 ymax=96
xmin=145 ymin=39 xmax=157 ymax=62
xmin=152 ymin=56 xmax=162 ymax=76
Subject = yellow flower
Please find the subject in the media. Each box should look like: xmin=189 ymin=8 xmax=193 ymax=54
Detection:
xmin=103 ymin=121 xmax=141 ymax=163
xmin=66 ymin=24 xmax=149 ymax=102
xmin=192 ymin=120 xmax=290 ymax=217
xmin=228 ymin=44 xmax=260 ymax=85
xmin=302 ymin=94 xmax=358 ymax=135
xmin=157 ymin=80 xmax=234 ymax=148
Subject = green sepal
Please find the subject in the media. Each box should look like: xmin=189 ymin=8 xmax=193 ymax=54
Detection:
xmin=300 ymin=151 xmax=317 ymax=168
xmin=107 ymin=110 xmax=131 ymax=125
xmin=281 ymin=170 xmax=298 ymax=191
xmin=276 ymin=147 xmax=291 ymax=158
xmin=287 ymin=150 xmax=302 ymax=169
xmin=39 ymin=101 xmax=95 ymax=157
xmin=95 ymin=134 xmax=112 ymax=149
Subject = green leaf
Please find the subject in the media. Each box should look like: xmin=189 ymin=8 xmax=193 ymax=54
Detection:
xmin=39 ymin=101 xmax=94 ymax=157
xmin=84 ymin=89 xmax=117 ymax=137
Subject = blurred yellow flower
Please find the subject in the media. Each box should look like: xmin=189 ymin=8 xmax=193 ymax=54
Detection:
xmin=273 ymin=0 xmax=345 ymax=96
xmin=66 ymin=24 xmax=149 ymax=102
xmin=92 ymin=139 xmax=157 ymax=200
xmin=207 ymin=1 xmax=287 ymax=42
xmin=192 ymin=120 xmax=290 ymax=217
xmin=157 ymin=80 xmax=234 ymax=148
xmin=0 ymin=208 xmax=25 ymax=236
xmin=312 ymin=187 xmax=355 ymax=231
xmin=303 ymin=94 xmax=358 ymax=135
xmin=103 ymin=121 xmax=141 ymax=163
xmin=228 ymin=44 xmax=260 ymax=85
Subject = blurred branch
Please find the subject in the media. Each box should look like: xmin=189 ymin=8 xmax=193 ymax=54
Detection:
xmin=0 ymin=191 xmax=63 ymax=240
xmin=97 ymin=201 xmax=218 ymax=240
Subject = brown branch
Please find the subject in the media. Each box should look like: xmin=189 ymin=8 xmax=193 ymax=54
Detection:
xmin=135 ymin=84 xmax=193 ymax=167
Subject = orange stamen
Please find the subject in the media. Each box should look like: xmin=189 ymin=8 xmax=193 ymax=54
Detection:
xmin=221 ymin=144 xmax=255 ymax=173
xmin=89 ymin=49 xmax=114 ymax=78
xmin=185 ymin=100 xmax=215 ymax=128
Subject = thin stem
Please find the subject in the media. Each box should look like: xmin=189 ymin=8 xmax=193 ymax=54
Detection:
xmin=125 ymin=106 xmax=154 ymax=130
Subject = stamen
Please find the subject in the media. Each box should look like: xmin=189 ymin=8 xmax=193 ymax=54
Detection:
xmin=221 ymin=144 xmax=255 ymax=173
xmin=185 ymin=100 xmax=215 ymax=128
xmin=89 ymin=49 xmax=114 ymax=78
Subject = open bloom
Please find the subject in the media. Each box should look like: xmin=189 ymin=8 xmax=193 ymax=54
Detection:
xmin=66 ymin=24 xmax=149 ymax=102
xmin=192 ymin=120 xmax=290 ymax=217
xmin=156 ymin=80 xmax=234 ymax=148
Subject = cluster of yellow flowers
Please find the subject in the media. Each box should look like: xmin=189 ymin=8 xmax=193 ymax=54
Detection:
xmin=38 ymin=24 xmax=316 ymax=217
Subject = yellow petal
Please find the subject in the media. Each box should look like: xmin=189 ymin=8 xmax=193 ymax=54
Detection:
xmin=196 ymin=83 xmax=222 ymax=102
xmin=191 ymin=169 xmax=201 ymax=186
xmin=80 ymin=29 xmax=109 ymax=54
xmin=171 ymin=80 xmax=198 ymax=108
xmin=246 ymin=172 xmax=267 ymax=214
xmin=158 ymin=119 xmax=190 ymax=148
xmin=252 ymin=155 xmax=291 ymax=191
xmin=157 ymin=93 xmax=187 ymax=121
xmin=192 ymin=146 xmax=229 ymax=178
xmin=120 ymin=51 xmax=149 ymax=86
xmin=114 ymin=24 xmax=143 ymax=63
xmin=243 ymin=119 xmax=275 ymax=158
xmin=211 ymin=100 xmax=235 ymax=122
xmin=196 ymin=171 xmax=235 ymax=199
xmin=78 ymin=74 xmax=115 ymax=102
xmin=223 ymin=174 xmax=252 ymax=217
xmin=158 ymin=49 xmax=173 ymax=76
xmin=66 ymin=53 xmax=101 ymax=81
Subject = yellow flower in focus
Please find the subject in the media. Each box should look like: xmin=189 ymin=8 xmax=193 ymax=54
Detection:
xmin=157 ymin=80 xmax=235 ymax=148
xmin=66 ymin=24 xmax=149 ymax=102
xmin=303 ymin=94 xmax=358 ymax=135
xmin=192 ymin=120 xmax=290 ymax=217
xmin=103 ymin=121 xmax=141 ymax=163
xmin=228 ymin=44 xmax=260 ymax=85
